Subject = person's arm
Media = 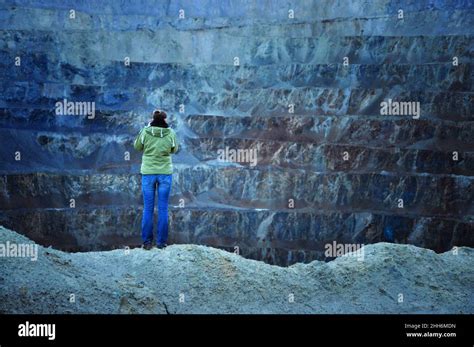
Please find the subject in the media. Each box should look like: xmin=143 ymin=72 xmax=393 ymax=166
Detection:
xmin=170 ymin=130 xmax=179 ymax=154
xmin=133 ymin=128 xmax=145 ymax=151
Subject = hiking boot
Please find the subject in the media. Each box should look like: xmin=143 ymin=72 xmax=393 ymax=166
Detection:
xmin=142 ymin=243 xmax=152 ymax=251
xmin=157 ymin=243 xmax=167 ymax=249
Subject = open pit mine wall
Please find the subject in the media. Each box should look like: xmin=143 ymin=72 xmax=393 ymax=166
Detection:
xmin=0 ymin=0 xmax=473 ymax=266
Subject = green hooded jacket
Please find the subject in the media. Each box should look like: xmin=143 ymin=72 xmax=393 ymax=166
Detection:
xmin=133 ymin=126 xmax=179 ymax=174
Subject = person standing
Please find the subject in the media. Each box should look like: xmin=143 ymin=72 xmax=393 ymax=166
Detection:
xmin=134 ymin=110 xmax=179 ymax=250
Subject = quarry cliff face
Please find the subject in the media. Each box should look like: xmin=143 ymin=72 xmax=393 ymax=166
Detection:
xmin=0 ymin=0 xmax=473 ymax=266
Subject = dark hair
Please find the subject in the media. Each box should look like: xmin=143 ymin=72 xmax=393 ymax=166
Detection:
xmin=151 ymin=109 xmax=169 ymax=128
xmin=153 ymin=109 xmax=167 ymax=121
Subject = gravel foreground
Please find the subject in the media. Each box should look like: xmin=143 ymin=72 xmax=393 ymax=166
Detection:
xmin=0 ymin=225 xmax=473 ymax=314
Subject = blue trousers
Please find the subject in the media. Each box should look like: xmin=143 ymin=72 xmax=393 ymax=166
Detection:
xmin=141 ymin=174 xmax=172 ymax=246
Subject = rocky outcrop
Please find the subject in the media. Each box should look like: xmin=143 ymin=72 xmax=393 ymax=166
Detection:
xmin=0 ymin=1 xmax=473 ymax=266
xmin=0 ymin=225 xmax=473 ymax=314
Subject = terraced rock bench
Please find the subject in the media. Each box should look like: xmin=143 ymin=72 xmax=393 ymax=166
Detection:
xmin=0 ymin=0 xmax=472 ymax=266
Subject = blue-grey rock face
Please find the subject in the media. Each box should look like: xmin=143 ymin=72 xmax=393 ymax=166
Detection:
xmin=0 ymin=0 xmax=473 ymax=266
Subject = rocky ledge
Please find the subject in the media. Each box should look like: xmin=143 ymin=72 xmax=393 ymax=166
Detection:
xmin=0 ymin=225 xmax=472 ymax=314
